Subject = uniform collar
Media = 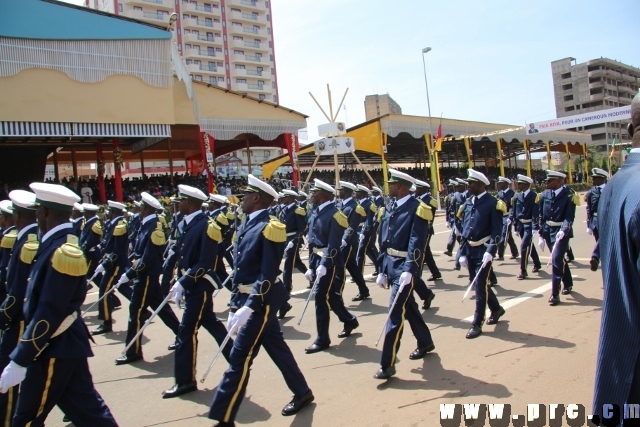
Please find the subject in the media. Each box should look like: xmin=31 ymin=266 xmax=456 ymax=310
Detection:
xmin=395 ymin=194 xmax=412 ymax=207
xmin=86 ymin=215 xmax=98 ymax=222
xmin=142 ymin=214 xmax=156 ymax=225
xmin=42 ymin=222 xmax=72 ymax=243
xmin=17 ymin=223 xmax=38 ymax=241
xmin=248 ymin=208 xmax=267 ymax=222
xmin=287 ymin=202 xmax=296 ymax=209
xmin=523 ymin=189 xmax=530 ymax=197
xmin=184 ymin=210 xmax=202 ymax=225
xmin=317 ymin=200 xmax=333 ymax=212
xmin=342 ymin=197 xmax=353 ymax=206
xmin=598 ymin=184 xmax=606 ymax=190
xmin=553 ymin=186 xmax=564 ymax=197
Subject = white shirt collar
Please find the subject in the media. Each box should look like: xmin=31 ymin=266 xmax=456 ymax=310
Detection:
xmin=111 ymin=215 xmax=124 ymax=224
xmin=42 ymin=222 xmax=72 ymax=243
xmin=395 ymin=194 xmax=412 ymax=207
xmin=17 ymin=223 xmax=38 ymax=241
xmin=523 ymin=189 xmax=530 ymax=197
xmin=317 ymin=200 xmax=333 ymax=212
xmin=142 ymin=214 xmax=156 ymax=225
xmin=553 ymin=186 xmax=564 ymax=197
xmin=342 ymin=197 xmax=353 ymax=205
xmin=248 ymin=208 xmax=267 ymax=222
xmin=475 ymin=191 xmax=487 ymax=200
xmin=287 ymin=202 xmax=296 ymax=209
xmin=598 ymin=184 xmax=606 ymax=190
xmin=184 ymin=210 xmax=202 ymax=225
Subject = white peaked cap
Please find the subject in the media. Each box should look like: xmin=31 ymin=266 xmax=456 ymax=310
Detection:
xmin=30 ymin=182 xmax=80 ymax=211
xmin=545 ymin=170 xmax=567 ymax=179
xmin=282 ymin=189 xmax=299 ymax=197
xmin=371 ymin=186 xmax=382 ymax=193
xmin=141 ymin=192 xmax=163 ymax=210
xmin=338 ymin=181 xmax=357 ymax=191
xmin=591 ymin=168 xmax=610 ymax=179
xmin=73 ymin=202 xmax=84 ymax=212
xmin=498 ymin=176 xmax=512 ymax=184
xmin=387 ymin=168 xmax=415 ymax=186
xmin=178 ymin=184 xmax=208 ymax=202
xmin=210 ymin=194 xmax=228 ymax=204
xmin=298 ymin=191 xmax=308 ymax=197
xmin=9 ymin=190 xmax=37 ymax=212
xmin=243 ymin=174 xmax=279 ymax=200
xmin=466 ymin=169 xmax=489 ymax=186
xmin=516 ymin=174 xmax=533 ymax=184
xmin=108 ymin=200 xmax=126 ymax=210
xmin=414 ymin=179 xmax=430 ymax=188
xmin=311 ymin=179 xmax=335 ymax=194
xmin=0 ymin=200 xmax=13 ymax=215
xmin=456 ymin=178 xmax=469 ymax=185
xmin=82 ymin=203 xmax=99 ymax=211
xmin=356 ymin=184 xmax=371 ymax=194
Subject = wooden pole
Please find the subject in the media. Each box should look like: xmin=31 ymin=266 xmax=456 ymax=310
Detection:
xmin=333 ymin=151 xmax=340 ymax=189
xmin=327 ymin=84 xmax=334 ymax=123
xmin=309 ymin=92 xmax=331 ymax=122
xmin=140 ymin=151 xmax=145 ymax=178
xmin=168 ymin=138 xmax=174 ymax=184
xmin=302 ymin=155 xmax=321 ymax=190
xmin=332 ymin=88 xmax=349 ymax=122
xmin=246 ymin=138 xmax=252 ymax=174
xmin=350 ymin=151 xmax=378 ymax=188
xmin=71 ymin=147 xmax=78 ymax=179
xmin=455 ymin=141 xmax=460 ymax=172
xmin=53 ymin=150 xmax=60 ymax=182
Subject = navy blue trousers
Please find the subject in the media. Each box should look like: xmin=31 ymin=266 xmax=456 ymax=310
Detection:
xmin=341 ymin=243 xmax=369 ymax=296
xmin=592 ymin=228 xmax=600 ymax=259
xmin=498 ymin=219 xmax=519 ymax=258
xmin=313 ymin=265 xmax=357 ymax=347
xmin=97 ymin=265 xmax=124 ymax=323
xmin=175 ymin=288 xmax=232 ymax=384
xmin=468 ymin=258 xmax=500 ymax=327
xmin=380 ymin=276 xmax=433 ymax=368
xmin=543 ymin=234 xmax=573 ymax=297
xmin=282 ymin=237 xmax=307 ymax=293
xmin=208 ymin=301 xmax=309 ymax=424
xmin=0 ymin=320 xmax=23 ymax=425
xmin=13 ymin=357 xmax=117 ymax=427
xmin=160 ymin=251 xmax=177 ymax=296
xmin=519 ymin=225 xmax=541 ymax=273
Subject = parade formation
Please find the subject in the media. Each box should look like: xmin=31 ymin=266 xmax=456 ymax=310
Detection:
xmin=0 ymin=164 xmax=610 ymax=426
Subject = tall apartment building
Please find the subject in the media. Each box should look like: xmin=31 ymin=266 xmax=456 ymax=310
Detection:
xmin=551 ymin=57 xmax=639 ymax=144
xmin=364 ymin=94 xmax=402 ymax=121
xmin=87 ymin=0 xmax=279 ymax=103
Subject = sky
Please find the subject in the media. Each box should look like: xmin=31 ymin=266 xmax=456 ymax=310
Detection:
xmin=61 ymin=0 xmax=639 ymax=143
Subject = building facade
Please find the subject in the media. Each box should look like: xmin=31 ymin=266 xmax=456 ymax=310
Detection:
xmin=87 ymin=0 xmax=279 ymax=103
xmin=551 ymin=57 xmax=639 ymax=145
xmin=364 ymin=94 xmax=402 ymax=121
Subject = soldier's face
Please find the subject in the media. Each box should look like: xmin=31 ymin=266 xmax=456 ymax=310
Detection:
xmin=388 ymin=182 xmax=400 ymax=198
xmin=498 ymin=182 xmax=508 ymax=190
xmin=517 ymin=182 xmax=529 ymax=192
xmin=546 ymin=178 xmax=561 ymax=190
xmin=178 ymin=198 xmax=189 ymax=215
xmin=592 ymin=176 xmax=605 ymax=186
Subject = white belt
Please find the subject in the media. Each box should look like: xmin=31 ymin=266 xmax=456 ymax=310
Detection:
xmin=546 ymin=220 xmax=563 ymax=227
xmin=286 ymin=232 xmax=297 ymax=236
xmin=52 ymin=312 xmax=78 ymax=338
xmin=592 ymin=213 xmax=598 ymax=217
xmin=386 ymin=248 xmax=408 ymax=257
xmin=468 ymin=236 xmax=491 ymax=247
xmin=519 ymin=219 xmax=533 ymax=223
xmin=237 ymin=284 xmax=253 ymax=294
xmin=312 ymin=247 xmax=327 ymax=256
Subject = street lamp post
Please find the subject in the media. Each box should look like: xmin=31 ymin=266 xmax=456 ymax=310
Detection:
xmin=421 ymin=47 xmax=441 ymax=209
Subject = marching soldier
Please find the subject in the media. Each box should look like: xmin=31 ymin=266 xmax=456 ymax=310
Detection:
xmin=496 ymin=177 xmax=519 ymax=261
xmin=80 ymin=203 xmax=102 ymax=279
xmin=209 ymin=194 xmax=232 ymax=287
xmin=208 ymin=175 xmax=313 ymax=427
xmin=71 ymin=202 xmax=85 ymax=237
xmin=444 ymin=180 xmax=467 ymax=272
xmin=162 ymin=185 xmax=232 ymax=399
xmin=0 ymin=201 xmax=16 ymax=303
xmin=113 ymin=192 xmax=180 ymax=365
xmin=457 ymin=169 xmax=506 ymax=339
xmin=354 ymin=185 xmax=377 ymax=277
xmin=160 ymin=198 xmax=182 ymax=296
xmin=536 ymin=170 xmax=579 ymax=305
xmin=368 ymin=186 xmax=384 ymax=275
xmin=0 ymin=182 xmax=118 ymax=427
xmin=127 ymin=201 xmax=142 ymax=249
xmin=91 ymin=201 xmax=129 ymax=335
xmin=0 ymin=190 xmax=38 ymax=424
xmin=511 ymin=174 xmax=542 ymax=279
xmin=221 ymin=199 xmax=236 ymax=269
xmin=337 ymin=181 xmax=370 ymax=302
xmin=304 ymin=179 xmax=359 ymax=354
xmin=279 ymin=189 xmax=308 ymax=319
xmin=414 ymin=180 xmax=442 ymax=283
xmin=585 ymin=168 xmax=609 ymax=271
xmin=374 ymin=169 xmax=435 ymax=380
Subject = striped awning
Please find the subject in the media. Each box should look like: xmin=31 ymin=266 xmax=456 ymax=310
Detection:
xmin=0 ymin=121 xmax=171 ymax=138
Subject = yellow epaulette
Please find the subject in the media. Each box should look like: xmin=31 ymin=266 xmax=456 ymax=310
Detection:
xmin=416 ymin=201 xmax=434 ymax=221
xmin=113 ymin=220 xmax=127 ymax=237
xmin=0 ymin=229 xmax=17 ymax=249
xmin=295 ymin=206 xmax=306 ymax=216
xmin=226 ymin=211 xmax=235 ymax=221
xmin=570 ymin=192 xmax=581 ymax=206
xmin=52 ymin=242 xmax=88 ymax=276
xmin=355 ymin=205 xmax=366 ymax=217
xmin=534 ymin=193 xmax=540 ymax=204
xmin=333 ymin=211 xmax=348 ymax=228
xmin=376 ymin=207 xmax=385 ymax=222
xmin=91 ymin=221 xmax=102 ymax=236
xmin=158 ymin=216 xmax=168 ymax=227
xmin=151 ymin=228 xmax=166 ymax=246
xmin=370 ymin=204 xmax=378 ymax=214
xmin=207 ymin=220 xmax=223 ymax=242
xmin=80 ymin=220 xmax=85 ymax=231
xmin=429 ymin=199 xmax=438 ymax=209
xmin=496 ymin=200 xmax=507 ymax=214
xmin=262 ymin=219 xmax=286 ymax=243
xmin=269 ymin=215 xmax=279 ymax=222
xmin=456 ymin=205 xmax=465 ymax=220
xmin=216 ymin=212 xmax=229 ymax=226
xmin=20 ymin=234 xmax=39 ymax=264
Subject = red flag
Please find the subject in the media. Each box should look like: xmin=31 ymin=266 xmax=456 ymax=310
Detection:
xmin=435 ymin=124 xmax=443 ymax=151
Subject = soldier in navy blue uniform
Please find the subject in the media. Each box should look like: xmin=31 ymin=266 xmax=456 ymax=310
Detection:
xmin=71 ymin=203 xmax=85 ymax=237
xmin=337 ymin=181 xmax=370 ymax=302
xmin=415 ymin=180 xmax=442 ymax=283
xmin=354 ymin=185 xmax=377 ymax=276
xmin=113 ymin=192 xmax=180 ymax=365
xmin=304 ymin=179 xmax=359 ymax=354
xmin=80 ymin=203 xmax=102 ymax=279
xmin=444 ymin=180 xmax=467 ymax=272
xmin=127 ymin=201 xmax=142 ymax=250
xmin=511 ymin=174 xmax=542 ymax=280
xmin=210 ymin=194 xmax=232 ymax=288
xmin=279 ymin=189 xmax=307 ymax=319
xmin=496 ymin=177 xmax=519 ymax=261
xmin=457 ymin=169 xmax=506 ymax=340
xmin=208 ymin=175 xmax=313 ymax=427
xmin=91 ymin=201 xmax=130 ymax=335
xmin=0 ymin=201 xmax=16 ymax=304
xmin=374 ymin=169 xmax=435 ymax=380
xmin=0 ymin=182 xmax=118 ymax=427
xmin=585 ymin=168 xmax=609 ymax=272
xmin=160 ymin=199 xmax=182 ymax=296
xmin=221 ymin=199 xmax=236 ymax=269
xmin=162 ymin=185 xmax=232 ymax=399
xmin=0 ymin=190 xmax=38 ymax=423
xmin=536 ymin=170 xmax=579 ymax=305
xmin=368 ymin=186 xmax=384 ymax=275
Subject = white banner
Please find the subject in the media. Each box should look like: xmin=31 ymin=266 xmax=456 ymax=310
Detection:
xmin=314 ymin=137 xmax=355 ymax=155
xmin=527 ymin=106 xmax=631 ymax=134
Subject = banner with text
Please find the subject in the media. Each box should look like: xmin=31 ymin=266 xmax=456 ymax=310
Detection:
xmin=526 ymin=106 xmax=631 ymax=134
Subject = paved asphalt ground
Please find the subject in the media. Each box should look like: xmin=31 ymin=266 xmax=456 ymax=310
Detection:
xmin=50 ymin=195 xmax=603 ymax=426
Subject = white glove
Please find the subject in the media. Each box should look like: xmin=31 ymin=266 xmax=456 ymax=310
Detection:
xmin=446 ymin=222 xmax=451 ymax=229
xmin=459 ymin=256 xmax=468 ymax=269
xmin=128 ymin=243 xmax=133 ymax=252
xmin=94 ymin=264 xmax=105 ymax=275
xmin=556 ymin=230 xmax=566 ymax=241
xmin=227 ymin=312 xmax=236 ymax=335
xmin=304 ymin=269 xmax=314 ymax=282
xmin=358 ymin=233 xmax=365 ymax=242
xmin=586 ymin=228 xmax=593 ymax=236
xmin=314 ymin=265 xmax=327 ymax=284
xmin=167 ymin=249 xmax=175 ymax=258
xmin=376 ymin=273 xmax=387 ymax=289
xmin=398 ymin=272 xmax=412 ymax=291
xmin=170 ymin=282 xmax=184 ymax=306
xmin=285 ymin=241 xmax=294 ymax=251
xmin=0 ymin=361 xmax=26 ymax=393
xmin=115 ymin=274 xmax=129 ymax=288
xmin=454 ymin=227 xmax=460 ymax=236
xmin=506 ymin=219 xmax=512 ymax=226
xmin=341 ymin=239 xmax=347 ymax=248
xmin=228 ymin=306 xmax=253 ymax=336
xmin=481 ymin=252 xmax=493 ymax=268
xmin=538 ymin=236 xmax=546 ymax=251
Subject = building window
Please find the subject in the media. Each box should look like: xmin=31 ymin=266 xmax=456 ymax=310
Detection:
xmin=233 ymin=36 xmax=243 ymax=40
xmin=205 ymin=18 xmax=213 ymax=26
xmin=134 ymin=6 xmax=142 ymax=11
xmin=183 ymin=13 xmax=189 ymax=19
xmin=216 ymin=47 xmax=223 ymax=52
xmin=236 ymin=78 xmax=247 ymax=83
xmin=235 ymin=64 xmax=246 ymax=69
xmin=206 ymin=32 xmax=213 ymax=40
xmin=561 ymin=72 xmax=571 ymax=79
xmin=214 ymin=18 xmax=220 ymax=23
xmin=234 ymin=50 xmax=244 ymax=55
xmin=267 ymin=14 xmax=270 ymax=21
xmin=217 ymin=61 xmax=223 ymax=67
xmin=272 ymin=82 xmax=276 ymax=88
xmin=563 ymin=94 xmax=573 ymax=101
xmin=209 ymin=76 xmax=216 ymax=84
xmin=186 ymin=59 xmax=193 ymax=64
xmin=562 ymin=83 xmax=572 ymax=90
xmin=259 ymin=94 xmax=266 ymax=100
xmin=208 ymin=47 xmax=215 ymax=56
xmin=273 ymin=95 xmax=277 ymax=103
xmin=118 ymin=4 xmax=123 ymax=12
xmin=231 ymin=8 xmax=241 ymax=13
xmin=208 ymin=61 xmax=216 ymax=70
xmin=204 ymin=3 xmax=211 ymax=12
xmin=232 ymin=22 xmax=242 ymax=27
xmin=218 ymin=77 xmax=225 ymax=82
xmin=565 ymin=106 xmax=575 ymax=112
xmin=194 ymin=75 xmax=203 ymax=81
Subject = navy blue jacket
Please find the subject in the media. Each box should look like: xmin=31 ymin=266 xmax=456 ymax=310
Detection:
xmin=80 ymin=216 xmax=102 ymax=254
xmin=418 ymin=193 xmax=438 ymax=235
xmin=497 ymin=188 xmax=515 ymax=218
xmin=585 ymin=185 xmax=604 ymax=231
xmin=128 ymin=213 xmax=141 ymax=243
xmin=511 ymin=190 xmax=540 ymax=234
xmin=307 ymin=202 xmax=347 ymax=270
xmin=280 ymin=203 xmax=306 ymax=241
xmin=537 ymin=187 xmax=578 ymax=240
xmin=340 ymin=198 xmax=366 ymax=245
xmin=100 ymin=216 xmax=129 ymax=270
xmin=125 ymin=216 xmax=165 ymax=280
xmin=0 ymin=226 xmax=17 ymax=292
xmin=11 ymin=225 xmax=93 ymax=366
xmin=176 ymin=212 xmax=221 ymax=293
xmin=458 ymin=193 xmax=504 ymax=259
xmin=71 ymin=217 xmax=84 ymax=237
xmin=358 ymin=197 xmax=376 ymax=234
xmin=378 ymin=197 xmax=430 ymax=278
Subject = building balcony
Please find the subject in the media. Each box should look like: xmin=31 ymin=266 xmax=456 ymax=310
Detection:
xmin=227 ymin=0 xmax=264 ymax=11
xmin=231 ymin=39 xmax=267 ymax=52
xmin=187 ymin=63 xmax=222 ymax=75
xmin=618 ymin=85 xmax=637 ymax=94
xmin=181 ymin=2 xmax=222 ymax=17
xmin=588 ymin=81 xmax=604 ymax=89
xmin=183 ymin=33 xmax=221 ymax=46
xmin=231 ymin=67 xmax=270 ymax=78
xmin=233 ymin=54 xmax=263 ymax=64
xmin=234 ymin=82 xmax=269 ymax=93
xmin=183 ymin=48 xmax=218 ymax=59
xmin=123 ymin=9 xmax=171 ymax=24
xmin=122 ymin=0 xmax=174 ymax=12
xmin=228 ymin=25 xmax=268 ymax=39
xmin=621 ymin=74 xmax=639 ymax=83
xmin=229 ymin=10 xmax=266 ymax=24
xmin=183 ymin=17 xmax=215 ymax=29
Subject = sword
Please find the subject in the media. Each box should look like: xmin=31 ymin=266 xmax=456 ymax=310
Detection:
xmin=87 ymin=270 xmax=103 ymax=286
xmin=376 ymin=286 xmax=403 ymax=347
xmin=121 ymin=292 xmax=172 ymax=356
xmin=213 ymin=273 xmax=234 ymax=298
xmin=546 ymin=241 xmax=557 ymax=267
xmin=461 ymin=260 xmax=491 ymax=302
xmin=297 ymin=281 xmax=316 ymax=326
xmin=82 ymin=285 xmax=119 ymax=316
xmin=200 ymin=331 xmax=233 ymax=383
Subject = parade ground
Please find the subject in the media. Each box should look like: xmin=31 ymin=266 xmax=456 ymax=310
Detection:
xmin=62 ymin=197 xmax=601 ymax=427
